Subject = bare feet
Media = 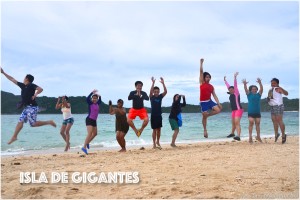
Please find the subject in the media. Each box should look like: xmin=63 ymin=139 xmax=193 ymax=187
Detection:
xmin=118 ymin=149 xmax=126 ymax=152
xmin=50 ymin=120 xmax=57 ymax=128
xmin=255 ymin=136 xmax=263 ymax=143
xmin=170 ymin=143 xmax=177 ymax=148
xmin=8 ymin=137 xmax=17 ymax=145
xmin=64 ymin=142 xmax=70 ymax=152
xmin=249 ymin=138 xmax=253 ymax=144
xmin=204 ymin=130 xmax=208 ymax=138
xmin=137 ymin=129 xmax=141 ymax=137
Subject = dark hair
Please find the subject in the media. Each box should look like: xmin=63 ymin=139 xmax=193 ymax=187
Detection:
xmin=117 ymin=99 xmax=123 ymax=104
xmin=65 ymin=96 xmax=69 ymax=101
xmin=271 ymin=78 xmax=279 ymax=84
xmin=249 ymin=85 xmax=258 ymax=91
xmin=173 ymin=94 xmax=179 ymax=102
xmin=203 ymin=72 xmax=211 ymax=80
xmin=227 ymin=86 xmax=234 ymax=94
xmin=135 ymin=81 xmax=143 ymax=86
xmin=26 ymin=74 xmax=34 ymax=83
xmin=153 ymin=86 xmax=160 ymax=90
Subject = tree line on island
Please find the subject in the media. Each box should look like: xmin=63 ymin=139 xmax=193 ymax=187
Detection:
xmin=1 ymin=90 xmax=299 ymax=114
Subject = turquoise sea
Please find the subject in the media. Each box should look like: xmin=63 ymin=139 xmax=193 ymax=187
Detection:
xmin=1 ymin=112 xmax=299 ymax=156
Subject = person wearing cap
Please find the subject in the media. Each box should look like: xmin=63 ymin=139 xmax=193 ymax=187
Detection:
xmin=242 ymin=78 xmax=263 ymax=143
xmin=1 ymin=67 xmax=56 ymax=145
xmin=224 ymin=72 xmax=243 ymax=141
xmin=55 ymin=95 xmax=74 ymax=151
xmin=127 ymin=81 xmax=150 ymax=137
xmin=109 ymin=99 xmax=129 ymax=152
xmin=81 ymin=89 xmax=101 ymax=155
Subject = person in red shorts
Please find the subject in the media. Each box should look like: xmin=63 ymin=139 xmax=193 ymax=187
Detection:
xmin=127 ymin=81 xmax=150 ymax=137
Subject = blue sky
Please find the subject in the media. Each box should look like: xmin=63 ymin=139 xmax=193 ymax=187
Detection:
xmin=1 ymin=1 xmax=299 ymax=107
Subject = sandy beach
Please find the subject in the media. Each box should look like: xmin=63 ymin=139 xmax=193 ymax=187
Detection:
xmin=1 ymin=136 xmax=299 ymax=199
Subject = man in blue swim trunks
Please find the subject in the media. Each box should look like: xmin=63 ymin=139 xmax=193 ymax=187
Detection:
xmin=1 ymin=67 xmax=57 ymax=144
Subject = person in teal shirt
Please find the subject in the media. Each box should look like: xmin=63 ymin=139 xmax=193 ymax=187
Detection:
xmin=242 ymin=78 xmax=263 ymax=143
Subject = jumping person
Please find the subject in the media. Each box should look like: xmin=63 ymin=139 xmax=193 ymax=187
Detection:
xmin=242 ymin=78 xmax=263 ymax=143
xmin=224 ymin=72 xmax=243 ymax=141
xmin=1 ymin=67 xmax=56 ymax=145
xmin=127 ymin=81 xmax=149 ymax=137
xmin=267 ymin=78 xmax=288 ymax=144
xmin=81 ymin=89 xmax=101 ymax=155
xmin=109 ymin=99 xmax=129 ymax=152
xmin=199 ymin=58 xmax=222 ymax=138
xmin=149 ymin=77 xmax=167 ymax=149
xmin=55 ymin=95 xmax=74 ymax=151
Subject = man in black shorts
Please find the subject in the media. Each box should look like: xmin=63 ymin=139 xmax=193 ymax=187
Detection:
xmin=149 ymin=77 xmax=167 ymax=149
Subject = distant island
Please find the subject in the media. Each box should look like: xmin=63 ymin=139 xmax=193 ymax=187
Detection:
xmin=1 ymin=91 xmax=299 ymax=114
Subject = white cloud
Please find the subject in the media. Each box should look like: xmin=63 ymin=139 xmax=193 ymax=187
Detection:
xmin=1 ymin=1 xmax=298 ymax=107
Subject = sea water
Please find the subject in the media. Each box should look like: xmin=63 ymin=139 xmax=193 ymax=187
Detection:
xmin=1 ymin=112 xmax=299 ymax=156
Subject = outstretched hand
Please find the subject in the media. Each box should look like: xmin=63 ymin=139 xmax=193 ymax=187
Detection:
xmin=256 ymin=78 xmax=262 ymax=84
xmin=234 ymin=72 xmax=239 ymax=78
xmin=151 ymin=77 xmax=155 ymax=83
xmin=1 ymin=67 xmax=3 ymax=74
xmin=200 ymin=58 xmax=204 ymax=64
xmin=224 ymin=76 xmax=226 ymax=81
xmin=160 ymin=77 xmax=164 ymax=84
xmin=242 ymin=79 xmax=248 ymax=85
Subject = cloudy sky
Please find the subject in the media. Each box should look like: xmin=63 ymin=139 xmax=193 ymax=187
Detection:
xmin=1 ymin=1 xmax=299 ymax=107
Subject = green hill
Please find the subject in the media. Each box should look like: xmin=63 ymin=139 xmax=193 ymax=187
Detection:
xmin=1 ymin=90 xmax=298 ymax=114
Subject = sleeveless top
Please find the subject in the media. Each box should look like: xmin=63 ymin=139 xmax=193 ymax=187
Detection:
xmin=200 ymin=83 xmax=214 ymax=101
xmin=61 ymin=105 xmax=72 ymax=120
xmin=268 ymin=87 xmax=283 ymax=106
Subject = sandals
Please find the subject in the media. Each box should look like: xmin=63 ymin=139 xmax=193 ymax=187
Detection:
xmin=275 ymin=133 xmax=280 ymax=142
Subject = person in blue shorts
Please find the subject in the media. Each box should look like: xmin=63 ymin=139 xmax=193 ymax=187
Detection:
xmin=55 ymin=95 xmax=74 ymax=151
xmin=1 ymin=67 xmax=56 ymax=145
xmin=242 ymin=78 xmax=263 ymax=143
xmin=149 ymin=77 xmax=167 ymax=149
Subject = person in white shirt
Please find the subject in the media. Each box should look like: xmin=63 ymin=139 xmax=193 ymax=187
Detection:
xmin=267 ymin=78 xmax=288 ymax=144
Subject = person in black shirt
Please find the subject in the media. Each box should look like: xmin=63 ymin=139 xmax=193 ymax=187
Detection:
xmin=1 ymin=67 xmax=56 ymax=145
xmin=149 ymin=77 xmax=167 ymax=149
xmin=127 ymin=81 xmax=149 ymax=137
xmin=169 ymin=94 xmax=186 ymax=147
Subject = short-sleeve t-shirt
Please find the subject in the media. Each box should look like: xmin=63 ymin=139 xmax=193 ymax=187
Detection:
xmin=247 ymin=93 xmax=261 ymax=114
xmin=200 ymin=83 xmax=214 ymax=101
xmin=150 ymin=94 xmax=164 ymax=116
xmin=17 ymin=82 xmax=38 ymax=106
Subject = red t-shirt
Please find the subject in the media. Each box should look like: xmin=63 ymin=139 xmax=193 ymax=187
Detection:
xmin=200 ymin=83 xmax=214 ymax=101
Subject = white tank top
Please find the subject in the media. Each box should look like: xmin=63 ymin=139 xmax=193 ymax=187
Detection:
xmin=268 ymin=87 xmax=283 ymax=106
xmin=61 ymin=105 xmax=72 ymax=120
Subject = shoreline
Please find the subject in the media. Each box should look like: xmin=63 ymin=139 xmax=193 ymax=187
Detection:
xmin=1 ymin=135 xmax=299 ymax=199
xmin=1 ymin=133 xmax=291 ymax=158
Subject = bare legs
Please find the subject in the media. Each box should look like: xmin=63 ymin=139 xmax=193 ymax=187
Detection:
xmin=271 ymin=114 xmax=286 ymax=143
xmin=202 ymin=106 xmax=221 ymax=138
xmin=83 ymin=126 xmax=97 ymax=149
xmin=127 ymin=118 xmax=149 ymax=137
xmin=8 ymin=120 xmax=56 ymax=145
xmin=152 ymin=128 xmax=161 ymax=149
xmin=171 ymin=129 xmax=179 ymax=147
xmin=60 ymin=123 xmax=73 ymax=151
xmin=248 ymin=117 xmax=261 ymax=143
xmin=116 ymin=131 xmax=126 ymax=152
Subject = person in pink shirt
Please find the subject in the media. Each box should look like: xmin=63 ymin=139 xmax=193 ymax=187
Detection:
xmin=224 ymin=72 xmax=243 ymax=141
xmin=199 ymin=58 xmax=222 ymax=138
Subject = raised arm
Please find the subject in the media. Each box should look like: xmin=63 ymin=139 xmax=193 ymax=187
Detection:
xmin=199 ymin=58 xmax=204 ymax=84
xmin=108 ymin=100 xmax=115 ymax=115
xmin=1 ymin=67 xmax=18 ymax=85
xmin=149 ymin=77 xmax=155 ymax=98
xmin=233 ymin=72 xmax=239 ymax=95
xmin=242 ymin=79 xmax=249 ymax=95
xmin=224 ymin=76 xmax=230 ymax=89
xmin=180 ymin=95 xmax=186 ymax=107
xmin=257 ymin=78 xmax=263 ymax=95
xmin=55 ymin=97 xmax=62 ymax=109
xmin=160 ymin=77 xmax=167 ymax=97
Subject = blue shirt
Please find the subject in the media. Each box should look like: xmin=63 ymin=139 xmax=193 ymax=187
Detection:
xmin=150 ymin=94 xmax=164 ymax=116
xmin=247 ymin=93 xmax=261 ymax=114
